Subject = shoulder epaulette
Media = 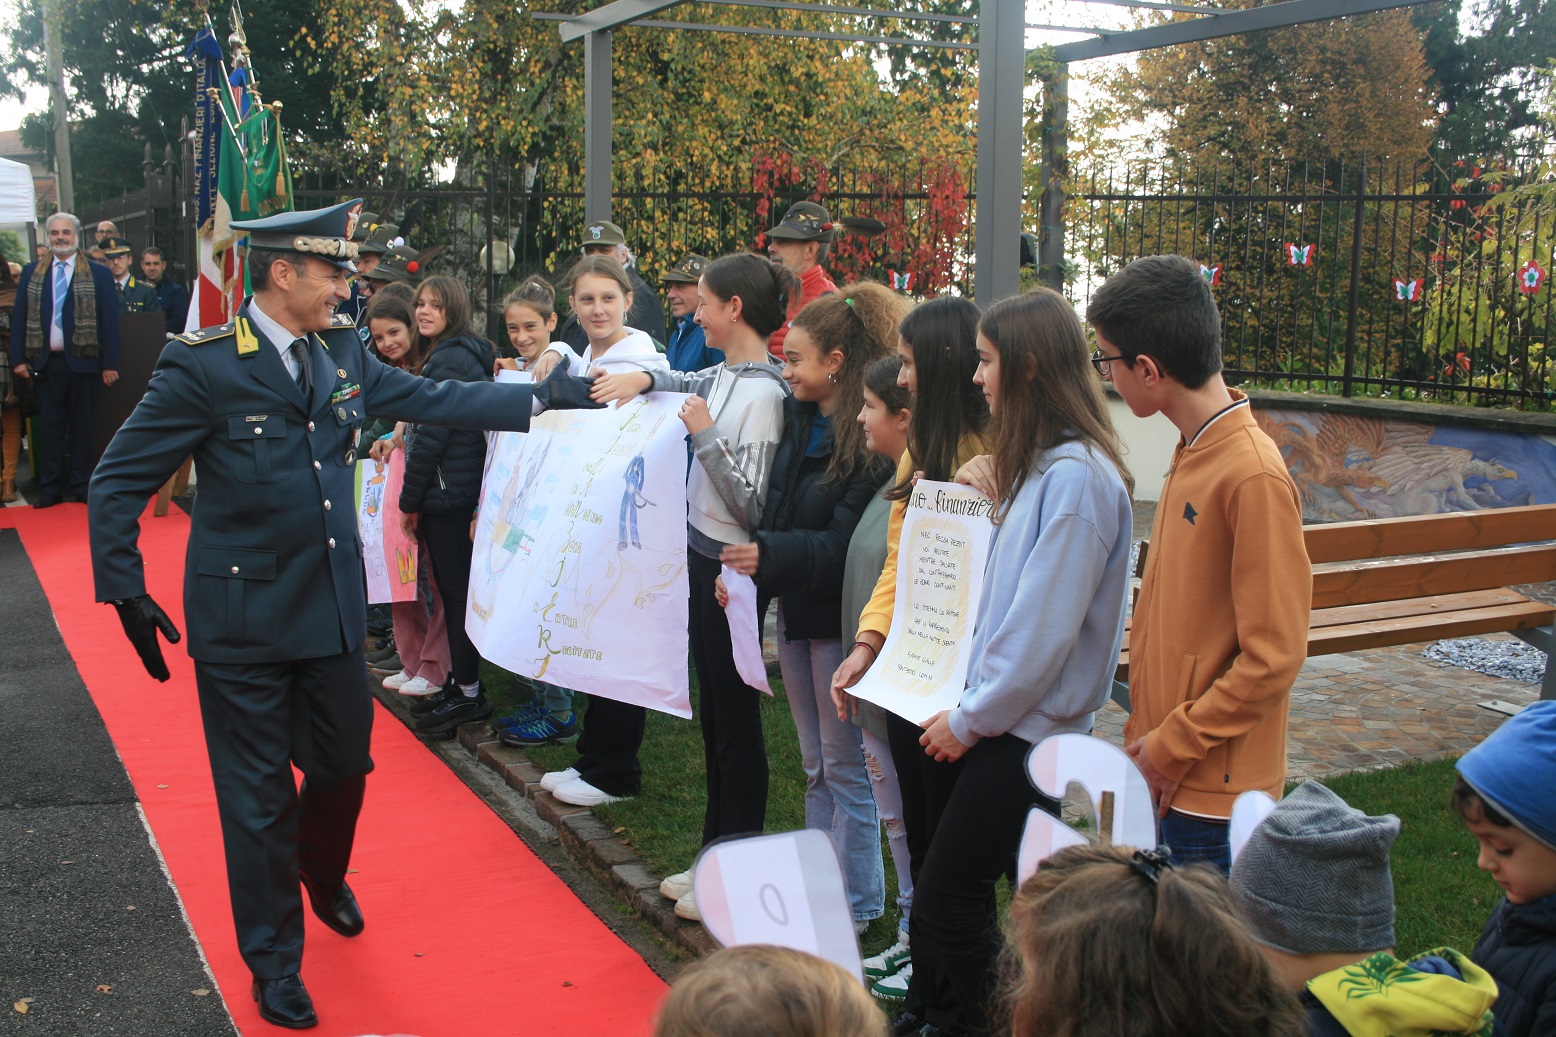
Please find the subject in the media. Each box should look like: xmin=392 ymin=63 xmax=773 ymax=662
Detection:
xmin=331 ymin=313 xmax=356 ymax=328
xmin=176 ymin=321 xmax=236 ymax=346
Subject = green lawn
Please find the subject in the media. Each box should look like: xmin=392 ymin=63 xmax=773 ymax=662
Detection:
xmin=480 ymin=664 xmax=1501 ymax=960
xmin=480 ymin=662 xmax=906 ymax=951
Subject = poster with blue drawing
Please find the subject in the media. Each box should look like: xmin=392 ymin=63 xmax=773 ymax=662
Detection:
xmin=466 ymin=394 xmax=693 ymax=717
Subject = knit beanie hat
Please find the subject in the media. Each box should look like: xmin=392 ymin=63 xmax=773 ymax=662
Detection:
xmin=1457 ymin=701 xmax=1556 ymax=852
xmin=1229 ymin=781 xmax=1400 ymax=955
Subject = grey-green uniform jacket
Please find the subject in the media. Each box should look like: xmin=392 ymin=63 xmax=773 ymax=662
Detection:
xmin=89 ymin=302 xmax=535 ymax=664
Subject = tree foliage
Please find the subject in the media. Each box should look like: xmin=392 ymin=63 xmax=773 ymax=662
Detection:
xmin=1094 ymin=1 xmax=1437 ymax=166
xmin=1415 ymin=0 xmax=1556 ymax=158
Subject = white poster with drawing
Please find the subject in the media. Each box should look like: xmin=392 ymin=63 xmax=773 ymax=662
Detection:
xmin=849 ymin=480 xmax=994 ymax=724
xmin=466 ymin=394 xmax=693 ymax=717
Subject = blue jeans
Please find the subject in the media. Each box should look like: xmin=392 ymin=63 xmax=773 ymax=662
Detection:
xmin=777 ymin=604 xmax=884 ymax=922
xmin=532 ymin=679 xmax=573 ymax=713
xmin=1158 ymin=809 xmax=1231 ymax=875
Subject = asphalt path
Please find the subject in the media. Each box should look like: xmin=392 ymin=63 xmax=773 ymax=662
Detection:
xmin=0 ymin=528 xmax=235 ymax=1035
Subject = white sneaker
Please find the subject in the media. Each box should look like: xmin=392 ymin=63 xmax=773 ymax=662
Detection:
xmin=539 ymin=767 xmax=580 ymax=793
xmin=863 ymin=938 xmax=911 ymax=979
xmin=660 ymin=870 xmax=693 ymax=901
xmin=674 ymin=888 xmax=701 ymax=921
xmin=396 ymin=675 xmax=440 ymax=696
xmin=871 ymin=962 xmax=912 ymax=1000
xmin=552 ymin=776 xmax=629 ymax=807
xmin=381 ymin=669 xmax=412 ymax=690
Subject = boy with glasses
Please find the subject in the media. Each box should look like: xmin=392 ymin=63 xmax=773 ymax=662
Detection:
xmin=1086 ymin=254 xmax=1309 ymax=874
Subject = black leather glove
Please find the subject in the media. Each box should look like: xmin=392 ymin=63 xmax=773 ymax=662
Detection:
xmin=110 ymin=594 xmax=182 ymax=682
xmin=532 ymin=361 xmax=606 ymax=412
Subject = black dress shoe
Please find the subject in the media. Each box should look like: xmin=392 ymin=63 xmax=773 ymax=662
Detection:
xmin=300 ymin=875 xmax=364 ymax=937
xmin=891 ymin=1010 xmax=926 ymax=1036
xmin=252 ymin=973 xmax=317 ymax=1029
xmin=32 ymin=494 xmax=60 ymax=509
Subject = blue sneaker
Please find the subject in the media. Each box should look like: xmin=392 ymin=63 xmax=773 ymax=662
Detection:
xmin=494 ymin=700 xmax=546 ymax=733
xmin=498 ymin=709 xmax=579 ymax=747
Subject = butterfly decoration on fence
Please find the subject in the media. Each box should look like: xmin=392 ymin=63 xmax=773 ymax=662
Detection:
xmin=888 ymin=269 xmax=915 ymax=292
xmin=1518 ymin=260 xmax=1547 ymax=295
xmin=1200 ymin=263 xmax=1222 ymax=286
xmin=1393 ymin=277 xmax=1425 ymax=302
xmin=1285 ymin=243 xmax=1316 ymax=267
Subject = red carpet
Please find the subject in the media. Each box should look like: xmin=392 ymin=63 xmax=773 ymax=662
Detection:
xmin=1 ymin=501 xmax=667 ymax=1036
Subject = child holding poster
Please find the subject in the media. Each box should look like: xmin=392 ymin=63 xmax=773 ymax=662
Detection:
xmin=716 ymin=282 xmax=905 ymax=932
xmin=828 ymin=296 xmax=988 ymax=1004
xmin=907 ymin=288 xmax=1134 ymax=1036
xmin=590 ymin=254 xmax=796 ymax=920
xmin=519 ymin=257 xmax=673 ymax=792
xmin=492 ymin=276 xmax=573 ymax=379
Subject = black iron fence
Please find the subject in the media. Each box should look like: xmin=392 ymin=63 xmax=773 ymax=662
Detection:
xmin=1068 ymin=154 xmax=1556 ymax=411
xmin=79 ymin=135 xmax=1553 ymax=411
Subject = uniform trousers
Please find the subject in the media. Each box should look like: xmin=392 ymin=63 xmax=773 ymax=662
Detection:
xmin=194 ymin=649 xmax=373 ymax=979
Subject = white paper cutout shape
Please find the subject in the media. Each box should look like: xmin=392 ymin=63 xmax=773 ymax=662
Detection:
xmin=1016 ymin=808 xmax=1091 ymax=884
xmin=1026 ymin=733 xmax=1156 ymax=851
xmin=693 ymin=829 xmax=863 ymax=983
xmin=1229 ymin=789 xmax=1279 ymax=863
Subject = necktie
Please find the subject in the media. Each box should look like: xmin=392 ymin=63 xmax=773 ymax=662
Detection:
xmin=290 ymin=338 xmax=312 ymax=397
xmin=52 ymin=261 xmax=68 ymax=335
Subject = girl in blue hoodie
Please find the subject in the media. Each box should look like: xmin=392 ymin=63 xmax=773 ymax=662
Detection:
xmin=906 ymin=288 xmax=1135 ymax=1037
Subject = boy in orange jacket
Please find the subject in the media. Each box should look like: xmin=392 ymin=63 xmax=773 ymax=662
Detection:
xmin=1087 ymin=254 xmax=1310 ymax=874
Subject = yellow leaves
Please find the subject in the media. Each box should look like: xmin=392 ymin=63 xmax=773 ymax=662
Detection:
xmin=12 ymin=998 xmax=33 ymax=1015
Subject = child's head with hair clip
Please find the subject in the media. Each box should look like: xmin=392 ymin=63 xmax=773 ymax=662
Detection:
xmin=652 ymin=945 xmax=887 ymax=1037
xmin=502 ymin=275 xmax=560 ymax=364
xmin=1005 ymin=843 xmax=1304 ymax=1037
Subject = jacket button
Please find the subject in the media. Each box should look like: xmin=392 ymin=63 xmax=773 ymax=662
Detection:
xmin=324 ymin=500 xmax=332 ymax=510
xmin=231 ymin=566 xmax=239 ymax=573
xmin=313 ymin=460 xmax=322 ymax=470
xmin=308 ymin=421 xmax=316 ymax=432
xmin=253 ymin=427 xmax=262 ymax=434
xmin=328 ymin=537 xmax=336 ymax=548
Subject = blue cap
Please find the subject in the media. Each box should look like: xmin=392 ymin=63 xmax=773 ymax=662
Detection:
xmin=232 ymin=199 xmax=363 ymax=270
xmin=1457 ymin=701 xmax=1556 ymax=852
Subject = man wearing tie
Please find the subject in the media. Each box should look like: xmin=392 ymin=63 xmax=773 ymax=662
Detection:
xmin=88 ymin=199 xmax=602 ymax=1029
xmin=8 ymin=212 xmax=121 ymax=508
xmin=99 ymin=236 xmax=164 ymax=315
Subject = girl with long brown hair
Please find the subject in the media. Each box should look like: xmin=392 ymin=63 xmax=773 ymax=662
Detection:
xmin=905 ymin=288 xmax=1135 ymax=1036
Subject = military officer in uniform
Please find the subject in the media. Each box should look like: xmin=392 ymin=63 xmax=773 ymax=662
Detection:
xmin=99 ymin=237 xmax=164 ymax=315
xmin=88 ymin=199 xmax=600 ymax=1030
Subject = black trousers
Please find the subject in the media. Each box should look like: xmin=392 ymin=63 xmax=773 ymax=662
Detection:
xmin=418 ymin=510 xmax=479 ymax=686
xmin=194 ymin=649 xmax=374 ymax=980
xmin=688 ymin=548 xmax=768 ymax=845
xmin=886 ymin=709 xmax=963 ymax=891
xmin=905 ymin=732 xmax=1059 ymax=1037
xmin=576 ymin=695 xmax=646 ymax=797
xmin=36 ymin=352 xmax=98 ymax=496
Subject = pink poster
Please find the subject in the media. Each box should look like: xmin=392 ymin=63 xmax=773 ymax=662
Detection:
xmin=356 ymin=449 xmax=418 ymax=603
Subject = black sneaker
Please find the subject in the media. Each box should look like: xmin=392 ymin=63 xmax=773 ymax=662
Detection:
xmin=416 ymin=691 xmax=492 ymax=736
xmin=408 ymin=682 xmax=459 ymax=716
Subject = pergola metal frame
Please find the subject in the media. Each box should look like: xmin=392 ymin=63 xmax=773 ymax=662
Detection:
xmin=545 ymin=0 xmax=1437 ymax=304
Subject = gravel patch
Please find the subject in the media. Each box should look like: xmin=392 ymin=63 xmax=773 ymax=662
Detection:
xmin=1422 ymin=637 xmax=1548 ymax=684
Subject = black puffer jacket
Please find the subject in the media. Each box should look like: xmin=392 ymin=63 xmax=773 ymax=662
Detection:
xmin=1473 ymin=893 xmax=1556 ymax=1037
xmin=399 ymin=332 xmax=496 ymax=515
xmin=753 ymin=397 xmax=892 ymax=642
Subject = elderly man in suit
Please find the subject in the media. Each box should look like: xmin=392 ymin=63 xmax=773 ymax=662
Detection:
xmin=8 ymin=211 xmax=121 ymax=508
xmin=88 ymin=199 xmax=600 ymax=1029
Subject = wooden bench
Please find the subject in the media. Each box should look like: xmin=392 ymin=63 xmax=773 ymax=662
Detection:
xmin=1114 ymin=502 xmax=1556 ymax=708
